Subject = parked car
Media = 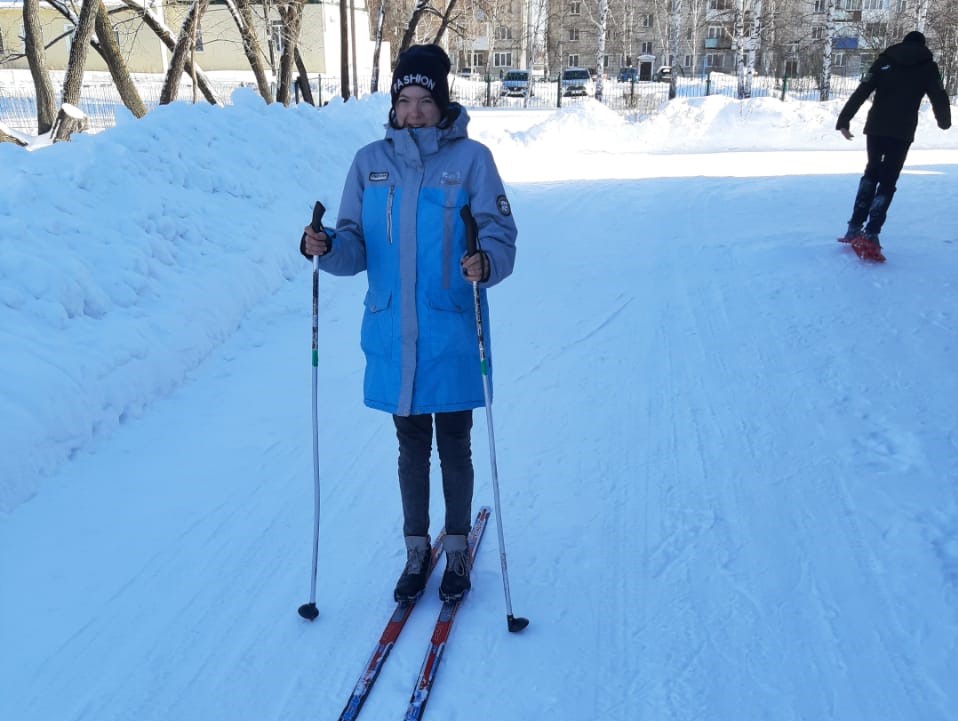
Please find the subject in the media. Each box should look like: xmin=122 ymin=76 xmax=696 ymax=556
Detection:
xmin=654 ymin=66 xmax=674 ymax=83
xmin=617 ymin=67 xmax=638 ymax=83
xmin=561 ymin=67 xmax=594 ymax=97
xmin=500 ymin=69 xmax=534 ymax=97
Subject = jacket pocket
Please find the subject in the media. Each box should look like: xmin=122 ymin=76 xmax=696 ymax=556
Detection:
xmin=361 ymin=288 xmax=394 ymax=359
xmin=421 ymin=288 xmax=474 ymax=360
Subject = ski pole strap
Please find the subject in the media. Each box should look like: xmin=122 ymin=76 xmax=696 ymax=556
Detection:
xmin=459 ymin=205 xmax=479 ymax=256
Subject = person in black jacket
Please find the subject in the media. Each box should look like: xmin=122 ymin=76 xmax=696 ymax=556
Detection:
xmin=836 ymin=30 xmax=951 ymax=260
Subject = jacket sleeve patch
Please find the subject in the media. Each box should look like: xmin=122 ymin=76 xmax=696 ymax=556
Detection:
xmin=496 ymin=195 xmax=512 ymax=216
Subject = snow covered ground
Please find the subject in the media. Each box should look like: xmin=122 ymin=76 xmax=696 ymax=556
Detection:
xmin=2 ymin=90 xmax=958 ymax=721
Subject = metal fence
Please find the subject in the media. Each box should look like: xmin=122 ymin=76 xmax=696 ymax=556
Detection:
xmin=0 ymin=70 xmax=864 ymax=136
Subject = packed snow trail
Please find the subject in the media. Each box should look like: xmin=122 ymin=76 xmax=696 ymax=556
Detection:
xmin=3 ymin=130 xmax=958 ymax=719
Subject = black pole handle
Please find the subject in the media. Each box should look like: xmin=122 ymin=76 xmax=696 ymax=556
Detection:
xmin=310 ymin=201 xmax=327 ymax=233
xmin=459 ymin=205 xmax=479 ymax=256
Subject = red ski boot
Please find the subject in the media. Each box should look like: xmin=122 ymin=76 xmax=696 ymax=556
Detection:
xmin=851 ymin=233 xmax=886 ymax=263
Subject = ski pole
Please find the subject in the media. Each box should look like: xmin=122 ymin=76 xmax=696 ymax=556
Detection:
xmin=298 ymin=201 xmax=326 ymax=622
xmin=460 ymin=205 xmax=529 ymax=634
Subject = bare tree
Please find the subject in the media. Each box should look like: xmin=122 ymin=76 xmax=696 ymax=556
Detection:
xmin=22 ymin=0 xmax=58 ymax=134
xmin=118 ymin=0 xmax=221 ymax=105
xmin=58 ymin=0 xmax=99 ymax=129
xmin=224 ymin=0 xmax=273 ymax=102
xmin=926 ymin=0 xmax=958 ymax=95
xmin=159 ymin=0 xmax=211 ymax=104
xmin=41 ymin=0 xmax=147 ymax=119
xmin=371 ymin=0 xmax=388 ymax=92
xmin=94 ymin=1 xmax=147 ymax=118
xmin=399 ymin=0 xmax=431 ymax=55
xmin=275 ymin=0 xmax=306 ymax=105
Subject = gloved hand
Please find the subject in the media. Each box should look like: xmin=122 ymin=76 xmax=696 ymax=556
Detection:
xmin=300 ymin=225 xmax=331 ymax=259
xmin=939 ymin=119 xmax=951 ymax=130
xmin=460 ymin=251 xmax=489 ymax=283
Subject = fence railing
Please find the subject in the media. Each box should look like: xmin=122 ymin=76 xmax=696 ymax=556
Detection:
xmin=0 ymin=71 xmax=864 ymax=136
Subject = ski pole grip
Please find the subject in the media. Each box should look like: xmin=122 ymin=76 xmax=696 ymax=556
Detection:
xmin=460 ymin=205 xmax=479 ymax=256
xmin=310 ymin=201 xmax=327 ymax=233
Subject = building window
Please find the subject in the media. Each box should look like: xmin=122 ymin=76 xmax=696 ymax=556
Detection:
xmin=864 ymin=22 xmax=887 ymax=39
xmin=684 ymin=54 xmax=692 ymax=67
xmin=493 ymin=51 xmax=512 ymax=68
xmin=271 ymin=20 xmax=285 ymax=55
xmin=640 ymin=14 xmax=652 ymax=28
xmin=812 ymin=25 xmax=825 ymax=40
xmin=833 ymin=52 xmax=846 ymax=67
xmin=863 ymin=0 xmax=887 ymax=8
xmin=705 ymin=53 xmax=723 ymax=69
xmin=568 ymin=53 xmax=580 ymax=67
xmin=707 ymin=25 xmax=723 ymax=39
xmin=640 ymin=41 xmax=652 ymax=54
xmin=568 ymin=27 xmax=580 ymax=41
xmin=785 ymin=59 xmax=798 ymax=76
xmin=814 ymin=0 xmax=826 ymax=11
xmin=569 ymin=1 xmax=581 ymax=15
xmin=496 ymin=25 xmax=512 ymax=40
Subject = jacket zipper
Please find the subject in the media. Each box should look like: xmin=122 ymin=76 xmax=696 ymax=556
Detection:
xmin=386 ymin=186 xmax=395 ymax=244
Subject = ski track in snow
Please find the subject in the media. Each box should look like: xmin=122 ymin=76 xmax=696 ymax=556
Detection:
xmin=4 ymin=146 xmax=958 ymax=721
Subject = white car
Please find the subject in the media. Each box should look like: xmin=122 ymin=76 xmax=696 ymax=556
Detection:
xmin=560 ymin=67 xmax=594 ymax=97
xmin=500 ymin=69 xmax=534 ymax=97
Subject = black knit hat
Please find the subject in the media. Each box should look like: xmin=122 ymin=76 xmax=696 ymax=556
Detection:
xmin=903 ymin=31 xmax=926 ymax=45
xmin=390 ymin=45 xmax=451 ymax=113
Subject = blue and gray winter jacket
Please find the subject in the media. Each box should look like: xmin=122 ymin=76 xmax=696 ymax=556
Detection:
xmin=317 ymin=105 xmax=518 ymax=416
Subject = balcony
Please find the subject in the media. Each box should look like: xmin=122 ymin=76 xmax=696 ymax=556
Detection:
xmin=704 ymin=38 xmax=732 ymax=49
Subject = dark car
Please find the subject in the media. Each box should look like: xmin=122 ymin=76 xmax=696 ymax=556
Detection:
xmin=654 ymin=66 xmax=673 ymax=83
xmin=617 ymin=67 xmax=638 ymax=83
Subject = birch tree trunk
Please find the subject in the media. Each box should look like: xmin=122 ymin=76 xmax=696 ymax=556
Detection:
xmin=821 ymin=0 xmax=836 ymax=101
xmin=595 ymin=0 xmax=609 ymax=101
xmin=23 ymin=0 xmax=58 ymax=134
xmin=734 ymin=0 xmax=746 ymax=98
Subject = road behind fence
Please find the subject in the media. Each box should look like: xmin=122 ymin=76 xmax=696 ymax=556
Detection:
xmin=0 ymin=70 xmax=865 ymax=136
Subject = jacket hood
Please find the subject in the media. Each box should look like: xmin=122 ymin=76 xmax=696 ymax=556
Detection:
xmin=882 ymin=41 xmax=933 ymax=67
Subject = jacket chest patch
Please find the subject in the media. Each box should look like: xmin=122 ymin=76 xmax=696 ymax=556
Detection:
xmin=440 ymin=171 xmax=463 ymax=186
xmin=369 ymin=171 xmax=390 ymax=182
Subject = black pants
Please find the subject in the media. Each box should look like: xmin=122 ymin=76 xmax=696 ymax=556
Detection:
xmin=849 ymin=135 xmax=911 ymax=234
xmin=393 ymin=411 xmax=474 ymax=537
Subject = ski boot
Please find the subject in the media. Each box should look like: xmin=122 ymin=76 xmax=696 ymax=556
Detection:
xmin=394 ymin=535 xmax=431 ymax=602
xmin=438 ymin=535 xmax=471 ymax=602
xmin=851 ymin=232 xmax=886 ymax=263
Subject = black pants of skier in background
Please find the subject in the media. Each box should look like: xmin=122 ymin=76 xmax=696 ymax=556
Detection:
xmin=393 ymin=410 xmax=474 ymax=538
xmin=848 ymin=135 xmax=912 ymax=237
